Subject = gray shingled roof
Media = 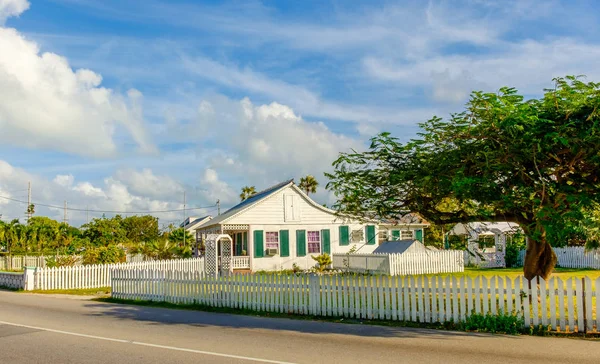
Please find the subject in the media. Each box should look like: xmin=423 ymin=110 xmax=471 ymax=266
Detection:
xmin=196 ymin=179 xmax=294 ymax=229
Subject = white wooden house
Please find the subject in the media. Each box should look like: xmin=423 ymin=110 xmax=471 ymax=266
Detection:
xmin=194 ymin=179 xmax=379 ymax=272
xmin=378 ymin=214 xmax=430 ymax=244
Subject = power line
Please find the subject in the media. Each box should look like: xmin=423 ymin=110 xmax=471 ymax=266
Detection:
xmin=0 ymin=195 xmax=217 ymax=214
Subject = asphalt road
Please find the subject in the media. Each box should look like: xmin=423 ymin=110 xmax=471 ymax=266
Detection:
xmin=0 ymin=291 xmax=599 ymax=364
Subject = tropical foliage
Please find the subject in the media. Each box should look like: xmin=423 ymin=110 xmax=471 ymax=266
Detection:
xmin=299 ymin=175 xmax=319 ymax=195
xmin=240 ymin=186 xmax=257 ymax=201
xmin=0 ymin=214 xmax=194 ymax=264
xmin=326 ymin=77 xmax=600 ymax=280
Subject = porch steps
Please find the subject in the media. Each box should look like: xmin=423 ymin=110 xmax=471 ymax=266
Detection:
xmin=232 ymin=269 xmax=252 ymax=275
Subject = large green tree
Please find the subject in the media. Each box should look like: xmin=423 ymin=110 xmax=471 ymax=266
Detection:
xmin=327 ymin=77 xmax=600 ymax=280
xmin=122 ymin=215 xmax=160 ymax=244
xmin=82 ymin=216 xmax=127 ymax=247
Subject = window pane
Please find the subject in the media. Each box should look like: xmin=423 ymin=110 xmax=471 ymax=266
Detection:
xmin=266 ymin=232 xmax=279 ymax=243
xmin=308 ymin=242 xmax=320 ymax=254
xmin=307 ymin=231 xmax=320 ymax=242
xmin=401 ymin=230 xmax=413 ymax=240
xmin=266 ymin=242 xmax=279 ymax=249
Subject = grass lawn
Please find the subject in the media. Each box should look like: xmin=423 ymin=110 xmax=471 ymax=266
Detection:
xmin=435 ymin=267 xmax=600 ymax=281
xmin=23 ymin=287 xmax=111 ymax=296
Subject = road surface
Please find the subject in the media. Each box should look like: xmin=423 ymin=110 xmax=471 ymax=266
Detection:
xmin=0 ymin=290 xmax=598 ymax=364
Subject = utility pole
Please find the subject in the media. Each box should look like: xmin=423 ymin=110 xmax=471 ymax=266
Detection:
xmin=26 ymin=181 xmax=31 ymax=222
xmin=63 ymin=200 xmax=67 ymax=224
xmin=217 ymin=199 xmax=220 ymax=215
xmin=183 ymin=191 xmax=186 ymax=248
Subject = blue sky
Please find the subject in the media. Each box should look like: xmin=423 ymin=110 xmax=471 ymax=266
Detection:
xmin=1 ymin=0 xmax=599 ymax=226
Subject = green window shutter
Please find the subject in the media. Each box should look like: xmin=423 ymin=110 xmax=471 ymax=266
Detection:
xmin=366 ymin=225 xmax=376 ymax=245
xmin=415 ymin=229 xmax=423 ymax=243
xmin=236 ymin=233 xmax=242 ymax=255
xmin=321 ymin=229 xmax=331 ymax=254
xmin=254 ymin=230 xmax=264 ymax=258
xmin=296 ymin=230 xmax=306 ymax=257
xmin=243 ymin=232 xmax=248 ymax=253
xmin=280 ymin=230 xmax=290 ymax=257
xmin=392 ymin=230 xmax=400 ymax=240
xmin=339 ymin=226 xmax=349 ymax=246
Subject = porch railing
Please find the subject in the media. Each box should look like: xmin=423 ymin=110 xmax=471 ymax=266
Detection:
xmin=232 ymin=256 xmax=250 ymax=269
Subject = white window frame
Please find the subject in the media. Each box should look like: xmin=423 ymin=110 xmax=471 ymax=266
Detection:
xmin=307 ymin=230 xmax=321 ymax=254
xmin=265 ymin=231 xmax=280 ymax=250
xmin=378 ymin=230 xmax=388 ymax=244
xmin=401 ymin=230 xmax=414 ymax=240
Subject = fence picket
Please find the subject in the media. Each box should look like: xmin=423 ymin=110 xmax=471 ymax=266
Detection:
xmin=576 ymin=278 xmax=584 ymax=332
xmin=567 ymin=278 xmax=575 ymax=332
xmin=549 ymin=278 xmax=556 ymax=330
xmin=585 ymin=277 xmax=593 ymax=333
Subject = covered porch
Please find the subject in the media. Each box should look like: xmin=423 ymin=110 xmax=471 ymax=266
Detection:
xmin=200 ymin=224 xmax=251 ymax=271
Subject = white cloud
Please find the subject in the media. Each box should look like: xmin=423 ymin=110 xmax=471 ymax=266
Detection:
xmin=53 ymin=174 xmax=74 ymax=188
xmin=165 ymin=96 xmax=364 ymax=207
xmin=0 ymin=0 xmax=29 ymax=24
xmin=0 ymin=159 xmax=210 ymax=226
xmin=364 ymin=38 xmax=600 ymax=103
xmin=113 ymin=168 xmax=184 ymax=200
xmin=198 ymin=168 xmax=237 ymax=206
xmin=0 ymin=9 xmax=156 ymax=157
xmin=181 ymin=55 xmax=422 ymax=124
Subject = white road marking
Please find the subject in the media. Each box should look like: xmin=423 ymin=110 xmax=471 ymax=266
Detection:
xmin=0 ymin=320 xmax=296 ymax=364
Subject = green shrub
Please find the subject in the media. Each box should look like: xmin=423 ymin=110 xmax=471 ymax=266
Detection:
xmin=82 ymin=245 xmax=126 ymax=265
xmin=459 ymin=311 xmax=524 ymax=335
xmin=45 ymin=255 xmax=80 ymax=268
xmin=311 ymin=253 xmax=332 ymax=273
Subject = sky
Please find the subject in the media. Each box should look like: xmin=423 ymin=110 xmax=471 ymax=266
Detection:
xmin=1 ymin=0 xmax=599 ymax=227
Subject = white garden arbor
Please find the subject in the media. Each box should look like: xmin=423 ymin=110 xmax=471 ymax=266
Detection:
xmin=448 ymin=222 xmax=523 ymax=268
xmin=203 ymin=234 xmax=234 ymax=277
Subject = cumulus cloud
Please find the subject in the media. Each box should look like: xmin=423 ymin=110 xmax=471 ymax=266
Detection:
xmin=0 ymin=159 xmax=209 ymax=226
xmin=158 ymin=96 xmax=363 ymax=208
xmin=0 ymin=0 xmax=29 ymax=24
xmin=198 ymin=168 xmax=238 ymax=206
xmin=0 ymin=7 xmax=156 ymax=157
xmin=113 ymin=168 xmax=184 ymax=200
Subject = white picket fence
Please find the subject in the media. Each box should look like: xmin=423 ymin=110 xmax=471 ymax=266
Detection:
xmin=32 ymin=258 xmax=205 ymax=290
xmin=332 ymin=251 xmax=464 ymax=276
xmin=519 ymin=247 xmax=600 ymax=269
xmin=112 ymin=270 xmax=599 ymax=333
xmin=0 ymin=254 xmax=147 ymax=270
xmin=464 ymin=250 xmax=505 ymax=268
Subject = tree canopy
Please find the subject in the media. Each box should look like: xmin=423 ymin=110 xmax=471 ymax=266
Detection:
xmin=326 ymin=77 xmax=600 ymax=280
xmin=299 ymin=175 xmax=319 ymax=195
xmin=240 ymin=186 xmax=257 ymax=201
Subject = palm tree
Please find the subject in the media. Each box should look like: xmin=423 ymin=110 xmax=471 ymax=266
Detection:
xmin=299 ymin=175 xmax=319 ymax=196
xmin=240 ymin=186 xmax=257 ymax=201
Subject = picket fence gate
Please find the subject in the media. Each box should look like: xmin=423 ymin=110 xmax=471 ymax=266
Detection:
xmin=519 ymin=247 xmax=600 ymax=269
xmin=332 ymin=251 xmax=464 ymax=276
xmin=33 ymin=257 xmax=205 ymax=290
xmin=112 ymin=270 xmax=599 ymax=333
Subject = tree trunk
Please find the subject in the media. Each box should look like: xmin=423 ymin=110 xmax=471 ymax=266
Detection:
xmin=523 ymin=235 xmax=557 ymax=280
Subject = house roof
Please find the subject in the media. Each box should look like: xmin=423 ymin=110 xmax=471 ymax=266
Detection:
xmin=380 ymin=213 xmax=430 ymax=226
xmin=448 ymin=222 xmax=523 ymax=236
xmin=182 ymin=216 xmax=212 ymax=231
xmin=196 ymin=179 xmax=294 ymax=229
xmin=196 ymin=179 xmax=374 ymax=230
xmin=373 ymin=239 xmax=425 ymax=254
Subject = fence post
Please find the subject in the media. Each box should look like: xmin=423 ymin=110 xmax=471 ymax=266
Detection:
xmin=23 ymin=267 xmax=35 ymax=291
